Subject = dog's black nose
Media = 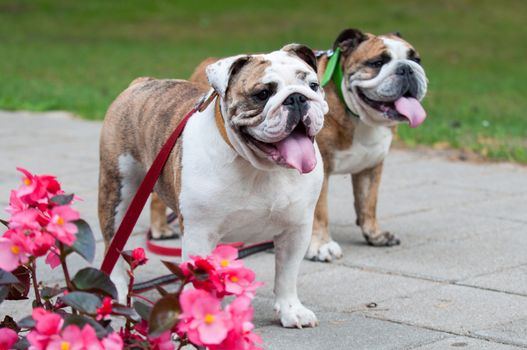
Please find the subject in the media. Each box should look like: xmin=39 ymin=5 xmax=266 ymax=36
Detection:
xmin=396 ymin=64 xmax=414 ymax=76
xmin=283 ymin=93 xmax=308 ymax=107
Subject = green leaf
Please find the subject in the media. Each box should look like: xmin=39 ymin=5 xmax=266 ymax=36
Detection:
xmin=71 ymin=219 xmax=95 ymax=263
xmin=41 ymin=286 xmax=64 ymax=300
xmin=63 ymin=314 xmax=109 ymax=338
xmin=13 ymin=337 xmax=30 ymax=350
xmin=161 ymin=260 xmax=186 ymax=281
xmin=133 ymin=301 xmax=152 ymax=321
xmin=16 ymin=315 xmax=35 ymax=329
xmin=50 ymin=194 xmax=74 ymax=205
xmin=72 ymin=267 xmax=118 ymax=299
xmin=0 ymin=218 xmax=8 ymax=228
xmin=0 ymin=286 xmax=8 ymax=303
xmin=148 ymin=294 xmax=180 ymax=337
xmin=112 ymin=305 xmax=140 ymax=322
xmin=0 ymin=269 xmax=20 ymax=285
xmin=61 ymin=291 xmax=101 ymax=314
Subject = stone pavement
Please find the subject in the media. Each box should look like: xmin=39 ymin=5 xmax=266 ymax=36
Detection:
xmin=1 ymin=110 xmax=526 ymax=349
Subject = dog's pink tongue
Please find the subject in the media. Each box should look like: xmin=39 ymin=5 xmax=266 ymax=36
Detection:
xmin=275 ymin=131 xmax=317 ymax=174
xmin=394 ymin=97 xmax=427 ymax=128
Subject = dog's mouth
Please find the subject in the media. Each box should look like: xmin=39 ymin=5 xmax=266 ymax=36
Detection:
xmin=357 ymin=89 xmax=427 ymax=128
xmin=243 ymin=123 xmax=317 ymax=174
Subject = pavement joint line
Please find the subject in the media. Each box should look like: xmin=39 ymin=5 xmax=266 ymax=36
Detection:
xmin=455 ymin=261 xmax=527 ymax=284
xmin=362 ymin=313 xmax=527 ymax=349
xmin=404 ymin=336 xmax=458 ymax=350
xmin=338 ymin=260 xmax=527 ymax=299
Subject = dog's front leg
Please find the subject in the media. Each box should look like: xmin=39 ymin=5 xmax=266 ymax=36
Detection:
xmin=273 ymin=226 xmax=318 ymax=328
xmin=352 ymin=161 xmax=400 ymax=246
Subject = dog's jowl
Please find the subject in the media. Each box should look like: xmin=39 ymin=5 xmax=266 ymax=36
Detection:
xmin=98 ymin=44 xmax=328 ymax=328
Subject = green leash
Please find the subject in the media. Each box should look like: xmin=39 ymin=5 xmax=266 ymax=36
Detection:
xmin=320 ymin=48 xmax=358 ymax=117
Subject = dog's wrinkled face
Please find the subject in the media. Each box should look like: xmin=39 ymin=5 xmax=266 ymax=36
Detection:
xmin=337 ymin=29 xmax=428 ymax=128
xmin=206 ymin=44 xmax=328 ymax=173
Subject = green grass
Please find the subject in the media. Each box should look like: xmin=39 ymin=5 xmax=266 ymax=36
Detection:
xmin=1 ymin=0 xmax=526 ymax=162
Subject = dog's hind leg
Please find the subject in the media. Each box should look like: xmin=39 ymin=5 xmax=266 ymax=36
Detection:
xmin=352 ymin=162 xmax=400 ymax=246
xmin=150 ymin=192 xmax=179 ymax=239
xmin=306 ymin=174 xmax=343 ymax=262
xmin=99 ymin=152 xmax=144 ymax=302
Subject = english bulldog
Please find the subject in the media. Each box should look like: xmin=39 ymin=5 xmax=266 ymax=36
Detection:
xmin=183 ymin=28 xmax=428 ymax=262
xmin=98 ymin=44 xmax=329 ymax=328
xmin=307 ymin=29 xmax=428 ymax=261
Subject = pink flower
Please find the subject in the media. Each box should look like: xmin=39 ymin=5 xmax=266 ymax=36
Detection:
xmin=27 ymin=308 xmax=64 ymax=349
xmin=8 ymin=209 xmax=41 ymax=231
xmin=0 ymin=327 xmax=18 ymax=350
xmin=179 ymin=289 xmax=232 ymax=345
xmin=45 ymin=246 xmax=61 ymax=269
xmin=182 ymin=257 xmax=224 ymax=294
xmin=131 ymin=247 xmax=148 ymax=268
xmin=46 ymin=325 xmax=84 ymax=350
xmin=222 ymin=267 xmax=261 ymax=298
xmin=0 ymin=236 xmax=30 ymax=271
xmin=96 ymin=297 xmax=113 ymax=320
xmin=210 ymin=297 xmax=263 ymax=350
xmin=209 ymin=245 xmax=243 ymax=270
xmin=5 ymin=190 xmax=28 ymax=216
xmin=149 ymin=331 xmax=174 ymax=350
xmin=15 ymin=167 xmax=48 ymax=203
xmin=46 ymin=205 xmax=79 ymax=246
xmin=26 ymin=230 xmax=55 ymax=257
xmin=101 ymin=332 xmax=124 ymax=350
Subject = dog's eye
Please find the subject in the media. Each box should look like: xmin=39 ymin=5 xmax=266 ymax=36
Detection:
xmin=367 ymin=60 xmax=385 ymax=68
xmin=411 ymin=57 xmax=421 ymax=64
xmin=309 ymin=82 xmax=319 ymax=91
xmin=254 ymin=89 xmax=270 ymax=101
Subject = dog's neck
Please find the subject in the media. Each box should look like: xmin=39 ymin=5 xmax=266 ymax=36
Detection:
xmin=214 ymin=98 xmax=233 ymax=148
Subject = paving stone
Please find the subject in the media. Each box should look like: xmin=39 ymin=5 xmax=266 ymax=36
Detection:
xmin=458 ymin=195 xmax=527 ymax=224
xmin=293 ymin=265 xmax=439 ymax=311
xmin=328 ymin=209 xmax=521 ymax=263
xmin=412 ymin=336 xmax=525 ymax=349
xmin=460 ymin=265 xmax=527 ymax=296
xmin=366 ymin=285 xmax=527 ymax=335
xmin=474 ymin=318 xmax=527 ymax=347
xmin=348 ymin=225 xmax=527 ymax=281
xmin=257 ymin=310 xmax=448 ymax=350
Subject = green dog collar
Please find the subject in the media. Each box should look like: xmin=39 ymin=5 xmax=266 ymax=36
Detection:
xmin=321 ymin=48 xmax=345 ymax=102
xmin=320 ymin=48 xmax=358 ymax=118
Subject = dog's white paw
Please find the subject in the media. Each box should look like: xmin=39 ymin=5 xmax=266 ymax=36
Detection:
xmin=274 ymin=299 xmax=318 ymax=328
xmin=306 ymin=239 xmax=343 ymax=262
xmin=151 ymin=224 xmax=179 ymax=239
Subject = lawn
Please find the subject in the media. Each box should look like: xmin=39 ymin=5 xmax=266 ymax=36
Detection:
xmin=1 ymin=0 xmax=526 ymax=162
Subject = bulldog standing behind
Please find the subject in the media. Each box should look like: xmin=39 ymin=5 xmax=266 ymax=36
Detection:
xmin=185 ymin=28 xmax=429 ymax=261
xmin=98 ymin=44 xmax=329 ymax=328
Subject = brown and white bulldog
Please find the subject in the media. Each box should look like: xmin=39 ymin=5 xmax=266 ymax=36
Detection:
xmin=98 ymin=44 xmax=328 ymax=328
xmin=183 ymin=28 xmax=428 ymax=262
xmin=306 ymin=29 xmax=428 ymax=261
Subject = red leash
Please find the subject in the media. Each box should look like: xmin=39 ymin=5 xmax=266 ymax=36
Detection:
xmin=100 ymin=103 xmax=200 ymax=275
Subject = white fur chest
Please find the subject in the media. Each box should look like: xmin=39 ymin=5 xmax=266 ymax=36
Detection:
xmin=331 ymin=120 xmax=392 ymax=175
xmin=178 ymin=109 xmax=323 ymax=244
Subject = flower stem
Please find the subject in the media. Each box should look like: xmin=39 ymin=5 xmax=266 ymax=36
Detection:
xmin=29 ymin=260 xmax=43 ymax=308
xmin=59 ymin=243 xmax=73 ymax=291
xmin=130 ymin=293 xmax=155 ymax=305
xmin=125 ymin=268 xmax=135 ymax=335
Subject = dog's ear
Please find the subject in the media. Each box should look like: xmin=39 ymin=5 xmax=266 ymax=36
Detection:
xmin=206 ymin=55 xmax=251 ymax=97
xmin=281 ymin=43 xmax=317 ymax=73
xmin=333 ymin=28 xmax=368 ymax=54
xmin=391 ymin=31 xmax=402 ymax=38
